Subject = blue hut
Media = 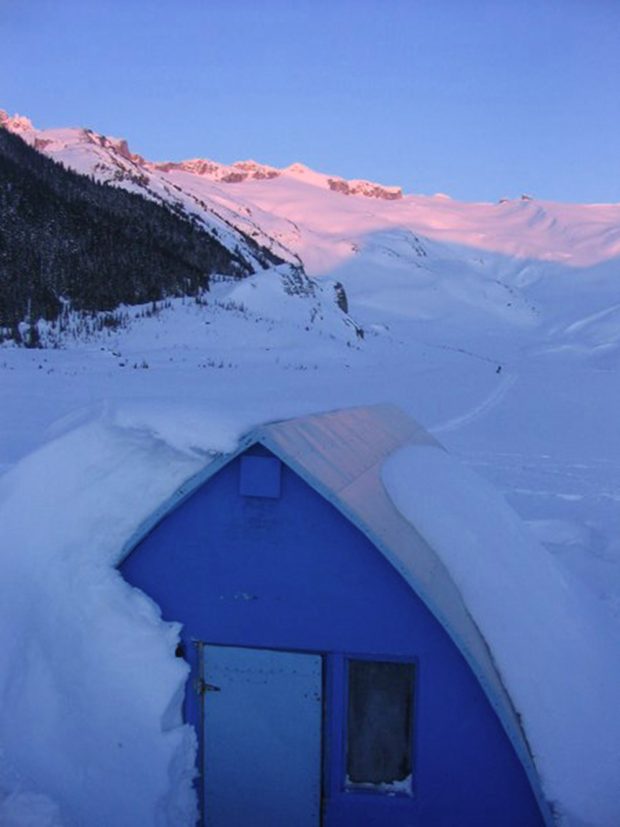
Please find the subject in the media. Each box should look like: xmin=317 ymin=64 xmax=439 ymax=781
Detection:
xmin=120 ymin=405 xmax=551 ymax=827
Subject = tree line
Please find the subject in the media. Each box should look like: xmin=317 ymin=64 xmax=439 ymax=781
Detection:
xmin=0 ymin=127 xmax=281 ymax=344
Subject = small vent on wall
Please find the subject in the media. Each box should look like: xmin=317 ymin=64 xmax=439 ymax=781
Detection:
xmin=239 ymin=455 xmax=282 ymax=499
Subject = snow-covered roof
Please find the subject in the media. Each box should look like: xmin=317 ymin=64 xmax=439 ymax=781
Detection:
xmin=122 ymin=404 xmax=550 ymax=822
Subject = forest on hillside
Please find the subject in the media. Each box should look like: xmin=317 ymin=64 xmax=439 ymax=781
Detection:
xmin=0 ymin=127 xmax=281 ymax=344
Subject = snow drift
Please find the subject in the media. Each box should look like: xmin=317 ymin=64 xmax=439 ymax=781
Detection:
xmin=0 ymin=415 xmax=230 ymax=826
xmin=383 ymin=445 xmax=620 ymax=826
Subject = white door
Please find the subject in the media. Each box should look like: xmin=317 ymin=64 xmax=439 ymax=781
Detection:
xmin=202 ymin=645 xmax=323 ymax=827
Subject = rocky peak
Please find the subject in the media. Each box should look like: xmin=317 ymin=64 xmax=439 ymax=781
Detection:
xmin=0 ymin=111 xmax=34 ymax=133
xmin=153 ymin=157 xmax=280 ymax=183
xmin=230 ymin=160 xmax=279 ymax=180
xmin=327 ymin=177 xmax=402 ymax=200
xmin=153 ymin=158 xmax=218 ymax=176
xmin=285 ymin=162 xmax=312 ymax=176
xmin=284 ymin=162 xmax=402 ymax=199
xmin=83 ymin=130 xmax=146 ymax=166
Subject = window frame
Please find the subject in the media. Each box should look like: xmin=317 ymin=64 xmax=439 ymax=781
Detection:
xmin=325 ymin=652 xmax=418 ymax=800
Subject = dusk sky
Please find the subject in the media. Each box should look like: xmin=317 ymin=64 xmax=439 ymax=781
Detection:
xmin=2 ymin=0 xmax=619 ymax=203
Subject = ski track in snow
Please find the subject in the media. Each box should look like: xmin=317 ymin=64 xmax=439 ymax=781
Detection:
xmin=431 ymin=371 xmax=518 ymax=434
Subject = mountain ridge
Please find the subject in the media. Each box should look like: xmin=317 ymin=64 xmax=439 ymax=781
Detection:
xmin=3 ymin=110 xmax=618 ymax=273
xmin=0 ymin=111 xmax=404 ymax=201
xmin=0 ymin=125 xmax=265 ymax=341
xmin=2 ymin=110 xmax=619 ymax=361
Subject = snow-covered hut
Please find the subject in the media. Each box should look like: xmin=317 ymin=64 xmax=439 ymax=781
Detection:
xmin=120 ymin=405 xmax=551 ymax=827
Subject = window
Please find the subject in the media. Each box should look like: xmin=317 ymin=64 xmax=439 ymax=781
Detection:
xmin=346 ymin=659 xmax=415 ymax=792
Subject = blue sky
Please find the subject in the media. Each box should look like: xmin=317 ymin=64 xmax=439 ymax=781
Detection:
xmin=2 ymin=0 xmax=618 ymax=202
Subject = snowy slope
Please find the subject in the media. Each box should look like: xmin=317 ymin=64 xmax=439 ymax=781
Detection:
xmin=0 ymin=111 xmax=296 ymax=269
xmin=5 ymin=109 xmax=620 ymax=364
xmin=1 ymin=112 xmax=620 ymax=826
xmin=5 ymin=110 xmax=619 ymax=271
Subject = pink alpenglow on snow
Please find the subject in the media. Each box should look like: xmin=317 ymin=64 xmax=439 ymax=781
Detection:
xmin=3 ymin=112 xmax=620 ymax=273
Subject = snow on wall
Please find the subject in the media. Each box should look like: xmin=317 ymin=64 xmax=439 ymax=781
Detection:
xmin=382 ymin=445 xmax=620 ymax=827
xmin=0 ymin=413 xmax=242 ymax=827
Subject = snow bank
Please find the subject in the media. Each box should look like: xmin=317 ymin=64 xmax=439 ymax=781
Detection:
xmin=382 ymin=445 xmax=620 ymax=826
xmin=0 ymin=411 xmax=243 ymax=826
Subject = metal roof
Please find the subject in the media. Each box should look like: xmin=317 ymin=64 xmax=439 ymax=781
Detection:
xmin=120 ymin=404 xmax=551 ymax=823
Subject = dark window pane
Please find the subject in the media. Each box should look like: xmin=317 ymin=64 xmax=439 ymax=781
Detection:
xmin=346 ymin=660 xmax=415 ymax=789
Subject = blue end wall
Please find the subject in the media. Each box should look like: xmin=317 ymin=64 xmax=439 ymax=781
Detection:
xmin=120 ymin=447 xmax=544 ymax=827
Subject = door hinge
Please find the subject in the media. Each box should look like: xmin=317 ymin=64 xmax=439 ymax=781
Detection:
xmin=194 ymin=678 xmax=221 ymax=696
